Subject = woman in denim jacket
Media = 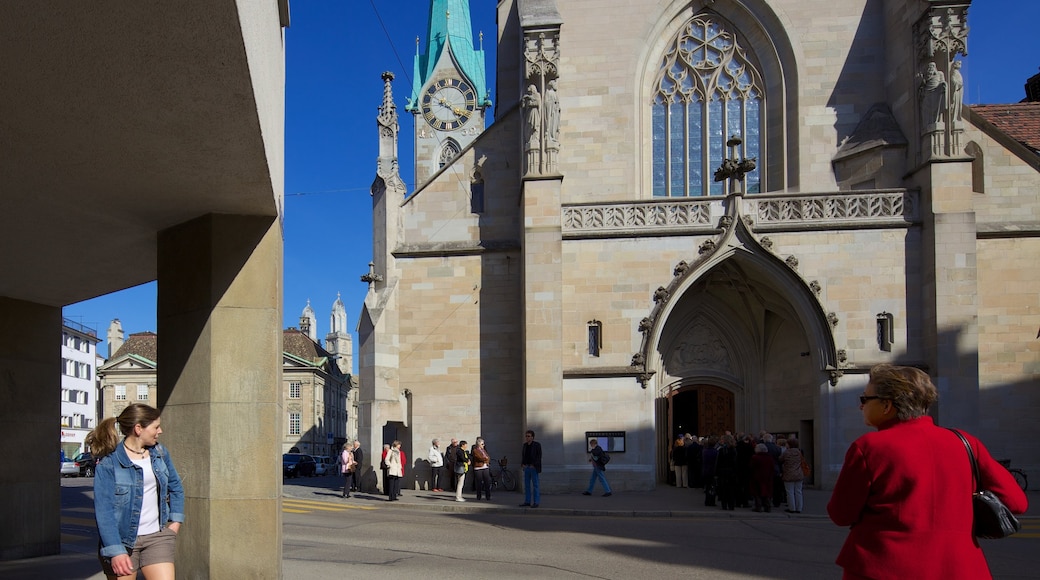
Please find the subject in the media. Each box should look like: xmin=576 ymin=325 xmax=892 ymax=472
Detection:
xmin=86 ymin=403 xmax=185 ymax=579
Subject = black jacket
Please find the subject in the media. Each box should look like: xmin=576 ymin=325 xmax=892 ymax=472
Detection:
xmin=521 ymin=441 xmax=543 ymax=473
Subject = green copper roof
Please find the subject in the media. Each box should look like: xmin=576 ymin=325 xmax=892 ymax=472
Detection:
xmin=406 ymin=0 xmax=491 ymax=111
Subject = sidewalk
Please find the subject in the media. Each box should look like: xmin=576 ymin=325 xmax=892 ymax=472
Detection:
xmin=282 ymin=479 xmax=838 ymax=519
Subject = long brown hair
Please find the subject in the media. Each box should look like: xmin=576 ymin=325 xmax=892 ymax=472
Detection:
xmin=85 ymin=403 xmax=161 ymax=458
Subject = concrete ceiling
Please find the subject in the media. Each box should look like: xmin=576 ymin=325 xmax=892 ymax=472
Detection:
xmin=0 ymin=1 xmax=285 ymax=307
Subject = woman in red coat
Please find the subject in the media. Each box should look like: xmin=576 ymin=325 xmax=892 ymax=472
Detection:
xmin=828 ymin=364 xmax=1027 ymax=579
xmin=748 ymin=443 xmax=776 ymax=513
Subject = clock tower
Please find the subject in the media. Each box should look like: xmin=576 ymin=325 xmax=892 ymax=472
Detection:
xmin=405 ymin=0 xmax=491 ymax=186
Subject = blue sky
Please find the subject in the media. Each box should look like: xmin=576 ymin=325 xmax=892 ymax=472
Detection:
xmin=63 ymin=0 xmax=1039 ymax=372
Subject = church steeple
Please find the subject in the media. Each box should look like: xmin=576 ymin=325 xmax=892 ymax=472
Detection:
xmin=406 ymin=0 xmax=491 ymax=112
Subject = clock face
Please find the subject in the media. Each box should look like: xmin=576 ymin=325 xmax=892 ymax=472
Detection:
xmin=420 ymin=77 xmax=477 ymax=131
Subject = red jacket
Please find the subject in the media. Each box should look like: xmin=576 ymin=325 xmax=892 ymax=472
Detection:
xmin=828 ymin=416 xmax=1027 ymax=579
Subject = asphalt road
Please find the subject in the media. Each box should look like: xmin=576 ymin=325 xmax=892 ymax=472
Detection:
xmin=8 ymin=476 xmax=1035 ymax=579
xmin=283 ymin=501 xmax=845 ymax=579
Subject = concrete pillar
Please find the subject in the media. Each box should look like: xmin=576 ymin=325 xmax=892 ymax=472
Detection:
xmin=156 ymin=214 xmax=283 ymax=578
xmin=521 ymin=177 xmax=565 ymax=491
xmin=0 ymin=298 xmax=61 ymax=560
xmin=918 ymin=159 xmax=980 ymax=429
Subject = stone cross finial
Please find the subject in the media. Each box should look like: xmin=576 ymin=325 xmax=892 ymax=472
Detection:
xmin=712 ymin=135 xmax=757 ymax=195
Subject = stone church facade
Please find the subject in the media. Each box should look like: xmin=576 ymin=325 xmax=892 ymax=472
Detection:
xmin=358 ymin=0 xmax=1040 ymax=492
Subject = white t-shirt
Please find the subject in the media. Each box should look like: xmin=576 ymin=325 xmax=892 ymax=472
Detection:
xmin=131 ymin=456 xmax=161 ymax=536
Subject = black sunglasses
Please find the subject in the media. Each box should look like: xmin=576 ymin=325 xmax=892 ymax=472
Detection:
xmin=859 ymin=395 xmax=882 ymax=405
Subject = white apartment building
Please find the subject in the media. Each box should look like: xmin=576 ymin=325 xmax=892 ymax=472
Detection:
xmin=60 ymin=318 xmax=101 ymax=459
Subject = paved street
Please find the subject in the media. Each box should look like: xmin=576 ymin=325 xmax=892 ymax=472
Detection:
xmin=2 ymin=476 xmax=1038 ymax=578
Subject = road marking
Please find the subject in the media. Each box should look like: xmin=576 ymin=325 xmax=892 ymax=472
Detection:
xmin=282 ymin=499 xmax=379 ymax=513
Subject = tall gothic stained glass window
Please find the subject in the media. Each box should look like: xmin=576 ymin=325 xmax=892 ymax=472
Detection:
xmin=652 ymin=15 xmax=763 ymax=196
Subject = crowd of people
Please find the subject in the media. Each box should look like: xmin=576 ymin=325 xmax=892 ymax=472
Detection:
xmin=670 ymin=430 xmax=806 ymax=514
xmin=331 ymin=433 xmax=543 ymax=505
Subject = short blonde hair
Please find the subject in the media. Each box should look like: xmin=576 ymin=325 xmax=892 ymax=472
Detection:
xmin=869 ymin=364 xmax=937 ymax=420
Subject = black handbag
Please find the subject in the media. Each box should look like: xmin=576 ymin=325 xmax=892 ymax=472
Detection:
xmin=948 ymin=429 xmax=1021 ymax=539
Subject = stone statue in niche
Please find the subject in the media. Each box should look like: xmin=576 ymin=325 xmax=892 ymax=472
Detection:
xmin=918 ymin=61 xmax=947 ymax=126
xmin=949 ymin=60 xmax=963 ymax=126
xmin=522 ymin=84 xmax=541 ymax=174
xmin=523 ymin=84 xmax=541 ymax=141
xmin=544 ymin=79 xmax=560 ymax=144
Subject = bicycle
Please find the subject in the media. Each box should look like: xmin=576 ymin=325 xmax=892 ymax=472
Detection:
xmin=490 ymin=456 xmax=517 ymax=491
xmin=998 ymin=459 xmax=1028 ymax=491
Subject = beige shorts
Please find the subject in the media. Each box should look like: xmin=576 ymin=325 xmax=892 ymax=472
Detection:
xmin=100 ymin=527 xmax=177 ymax=576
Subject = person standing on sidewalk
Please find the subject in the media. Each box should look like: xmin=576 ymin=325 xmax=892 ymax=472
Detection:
xmin=385 ymin=440 xmax=404 ymax=502
xmin=471 ymin=438 xmax=493 ymax=501
xmin=453 ymin=441 xmax=471 ymax=502
xmin=428 ymin=439 xmax=444 ymax=491
xmin=444 ymin=438 xmax=459 ymax=492
xmin=519 ymin=430 xmax=542 ymax=507
xmin=582 ymin=438 xmax=612 ymax=497
xmin=350 ymin=440 xmax=364 ymax=493
xmin=339 ymin=442 xmax=357 ymax=498
xmin=779 ymin=438 xmax=805 ymax=513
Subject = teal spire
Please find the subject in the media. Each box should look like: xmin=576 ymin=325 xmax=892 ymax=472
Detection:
xmin=406 ymin=0 xmax=491 ymax=112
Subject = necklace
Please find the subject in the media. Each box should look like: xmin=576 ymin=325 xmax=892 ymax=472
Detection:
xmin=124 ymin=442 xmax=147 ymax=456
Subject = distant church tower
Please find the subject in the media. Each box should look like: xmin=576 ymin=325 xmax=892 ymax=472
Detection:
xmin=299 ymin=300 xmax=317 ymax=342
xmin=325 ymin=293 xmax=353 ymax=375
xmin=405 ymin=0 xmax=492 ymax=185
xmin=106 ymin=319 xmax=124 ymax=358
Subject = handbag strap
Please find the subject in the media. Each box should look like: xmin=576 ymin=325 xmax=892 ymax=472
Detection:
xmin=947 ymin=428 xmax=981 ymax=493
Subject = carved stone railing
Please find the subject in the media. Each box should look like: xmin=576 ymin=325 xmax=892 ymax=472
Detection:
xmin=561 ymin=190 xmax=917 ymax=237
xmin=562 ymin=199 xmax=717 ymax=237
xmin=750 ymin=189 xmax=918 ymax=230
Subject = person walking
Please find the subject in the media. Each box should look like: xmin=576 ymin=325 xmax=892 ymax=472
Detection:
xmin=453 ymin=441 xmax=470 ymax=502
xmin=582 ymin=438 xmax=612 ymax=497
xmin=471 ymin=437 xmax=493 ymax=501
xmin=339 ymin=442 xmax=356 ymax=498
xmin=385 ymin=440 xmax=404 ymax=502
xmin=428 ymin=438 xmax=444 ymax=492
xmin=86 ymin=403 xmax=185 ymax=580
xmin=519 ymin=430 xmax=542 ymax=508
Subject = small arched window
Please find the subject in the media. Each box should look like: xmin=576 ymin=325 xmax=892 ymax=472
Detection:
xmin=439 ymin=139 xmax=461 ymax=168
xmin=652 ymin=15 xmax=764 ymax=196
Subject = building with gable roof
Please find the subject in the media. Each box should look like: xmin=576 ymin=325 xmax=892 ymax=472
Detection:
xmin=359 ymin=0 xmax=1040 ymax=493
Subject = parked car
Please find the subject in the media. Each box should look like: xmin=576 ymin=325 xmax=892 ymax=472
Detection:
xmin=282 ymin=453 xmax=316 ymax=478
xmin=61 ymin=452 xmax=96 ymax=477
xmin=313 ymin=456 xmax=333 ymax=476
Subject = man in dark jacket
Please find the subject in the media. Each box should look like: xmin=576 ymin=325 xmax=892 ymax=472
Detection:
xmin=519 ymin=430 xmax=543 ymax=507
xmin=444 ymin=439 xmax=459 ymax=492
xmin=351 ymin=440 xmax=364 ymax=492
